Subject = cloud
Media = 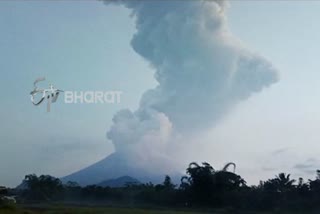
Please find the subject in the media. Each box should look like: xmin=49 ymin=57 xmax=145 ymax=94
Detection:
xmin=104 ymin=0 xmax=278 ymax=174
xmin=271 ymin=147 xmax=290 ymax=156
xmin=294 ymin=159 xmax=320 ymax=175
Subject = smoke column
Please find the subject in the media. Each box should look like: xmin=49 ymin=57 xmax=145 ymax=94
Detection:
xmin=105 ymin=0 xmax=278 ymax=173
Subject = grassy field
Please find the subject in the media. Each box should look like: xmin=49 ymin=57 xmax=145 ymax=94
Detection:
xmin=0 ymin=204 xmax=318 ymax=214
xmin=0 ymin=205 xmax=219 ymax=214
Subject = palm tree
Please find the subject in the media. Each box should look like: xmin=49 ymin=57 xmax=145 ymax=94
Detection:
xmin=308 ymin=170 xmax=320 ymax=193
xmin=264 ymin=173 xmax=295 ymax=193
xmin=163 ymin=175 xmax=176 ymax=190
xmin=222 ymin=162 xmax=236 ymax=173
xmin=275 ymin=173 xmax=296 ymax=191
xmin=213 ymin=163 xmax=246 ymax=190
xmin=181 ymin=161 xmax=247 ymax=205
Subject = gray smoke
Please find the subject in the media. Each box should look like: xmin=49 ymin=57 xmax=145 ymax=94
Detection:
xmin=105 ymin=0 xmax=278 ymax=172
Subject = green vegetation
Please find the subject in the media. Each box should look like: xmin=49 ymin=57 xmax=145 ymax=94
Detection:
xmin=1 ymin=205 xmax=319 ymax=214
xmin=0 ymin=206 xmax=211 ymax=214
xmin=2 ymin=162 xmax=320 ymax=213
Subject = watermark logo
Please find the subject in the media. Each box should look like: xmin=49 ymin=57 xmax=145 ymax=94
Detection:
xmin=30 ymin=77 xmax=63 ymax=112
xmin=30 ymin=77 xmax=123 ymax=112
xmin=64 ymin=91 xmax=122 ymax=104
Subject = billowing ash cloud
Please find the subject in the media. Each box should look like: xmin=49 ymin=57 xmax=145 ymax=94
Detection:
xmin=105 ymin=0 xmax=278 ymax=172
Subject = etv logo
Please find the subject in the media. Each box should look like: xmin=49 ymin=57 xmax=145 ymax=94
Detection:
xmin=30 ymin=77 xmax=63 ymax=112
xmin=30 ymin=77 xmax=123 ymax=112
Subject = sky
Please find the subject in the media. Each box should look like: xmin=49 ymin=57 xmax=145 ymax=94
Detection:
xmin=1 ymin=0 xmax=320 ymax=187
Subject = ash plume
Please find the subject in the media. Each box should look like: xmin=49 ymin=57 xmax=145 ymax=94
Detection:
xmin=105 ymin=0 xmax=278 ymax=174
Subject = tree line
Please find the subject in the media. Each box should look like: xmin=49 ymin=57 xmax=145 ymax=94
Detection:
xmin=3 ymin=162 xmax=320 ymax=212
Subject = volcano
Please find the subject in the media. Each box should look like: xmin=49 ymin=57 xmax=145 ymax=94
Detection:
xmin=62 ymin=153 xmax=180 ymax=186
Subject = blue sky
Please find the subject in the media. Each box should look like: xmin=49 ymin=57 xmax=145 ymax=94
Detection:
xmin=1 ymin=0 xmax=320 ymax=187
